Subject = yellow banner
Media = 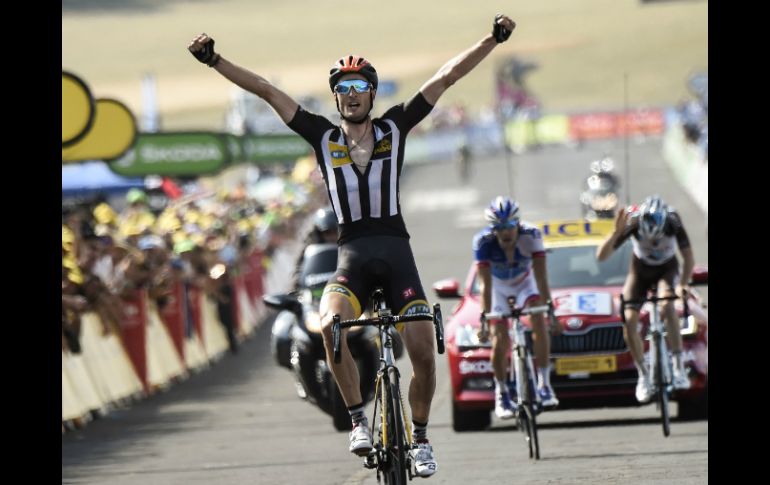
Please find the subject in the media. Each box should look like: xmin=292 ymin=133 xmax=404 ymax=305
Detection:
xmin=62 ymin=99 xmax=137 ymax=163
xmin=536 ymin=219 xmax=615 ymax=244
xmin=62 ymin=72 xmax=94 ymax=146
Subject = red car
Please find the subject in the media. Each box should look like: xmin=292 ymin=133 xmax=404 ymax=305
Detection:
xmin=433 ymin=220 xmax=708 ymax=431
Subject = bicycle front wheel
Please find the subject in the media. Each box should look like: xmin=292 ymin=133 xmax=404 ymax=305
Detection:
xmin=519 ymin=404 xmax=540 ymax=460
xmin=380 ymin=374 xmax=408 ymax=484
xmin=653 ymin=333 xmax=671 ymax=437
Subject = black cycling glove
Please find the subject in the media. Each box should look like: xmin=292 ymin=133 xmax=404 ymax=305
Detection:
xmin=492 ymin=14 xmax=513 ymax=43
xmin=192 ymin=34 xmax=221 ymax=67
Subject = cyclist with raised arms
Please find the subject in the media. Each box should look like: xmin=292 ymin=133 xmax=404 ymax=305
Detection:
xmin=473 ymin=196 xmax=559 ymax=420
xmin=596 ymin=195 xmax=694 ymax=403
xmin=189 ymin=13 xmax=516 ymax=478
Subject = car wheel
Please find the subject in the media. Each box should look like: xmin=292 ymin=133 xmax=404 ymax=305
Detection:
xmin=452 ymin=403 xmax=491 ymax=432
xmin=677 ymin=383 xmax=708 ymax=421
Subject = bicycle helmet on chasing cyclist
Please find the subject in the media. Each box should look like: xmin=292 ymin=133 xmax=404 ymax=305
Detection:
xmin=329 ymin=55 xmax=379 ymax=91
xmin=637 ymin=195 xmax=668 ymax=239
xmin=484 ymin=196 xmax=520 ymax=229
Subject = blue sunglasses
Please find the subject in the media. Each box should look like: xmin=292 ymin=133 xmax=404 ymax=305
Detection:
xmin=334 ymin=79 xmax=373 ymax=94
xmin=493 ymin=220 xmax=519 ymax=231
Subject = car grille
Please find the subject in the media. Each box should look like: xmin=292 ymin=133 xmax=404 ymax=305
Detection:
xmin=527 ymin=323 xmax=627 ymax=355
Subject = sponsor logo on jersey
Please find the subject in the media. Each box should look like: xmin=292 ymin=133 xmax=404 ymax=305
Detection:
xmin=373 ymin=137 xmax=392 ymax=154
xmin=328 ymin=142 xmax=352 ymax=167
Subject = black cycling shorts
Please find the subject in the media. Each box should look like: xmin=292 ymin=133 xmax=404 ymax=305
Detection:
xmin=623 ymin=255 xmax=680 ymax=310
xmin=322 ymin=235 xmax=430 ymax=317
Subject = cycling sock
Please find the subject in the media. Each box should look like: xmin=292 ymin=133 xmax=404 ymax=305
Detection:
xmin=672 ymin=351 xmax=683 ymax=371
xmin=494 ymin=378 xmax=507 ymax=395
xmin=635 ymin=360 xmax=648 ymax=378
xmin=348 ymin=403 xmax=367 ymax=426
xmin=412 ymin=420 xmax=428 ymax=443
xmin=537 ymin=365 xmax=551 ymax=388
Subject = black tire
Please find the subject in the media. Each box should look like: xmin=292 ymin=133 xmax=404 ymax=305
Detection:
xmin=519 ymin=404 xmax=540 ymax=460
xmin=380 ymin=375 xmax=408 ymax=485
xmin=677 ymin=383 xmax=708 ymax=421
xmin=451 ymin=403 xmax=491 ymax=432
xmin=653 ymin=333 xmax=671 ymax=437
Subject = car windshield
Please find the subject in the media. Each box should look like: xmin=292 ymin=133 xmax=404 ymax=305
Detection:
xmin=470 ymin=241 xmax=632 ymax=294
xmin=545 ymin=242 xmax=631 ymax=288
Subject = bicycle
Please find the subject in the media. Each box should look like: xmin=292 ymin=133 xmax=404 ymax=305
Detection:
xmin=620 ymin=289 xmax=690 ymax=438
xmin=481 ymin=296 xmax=555 ymax=460
xmin=333 ymin=288 xmax=444 ymax=484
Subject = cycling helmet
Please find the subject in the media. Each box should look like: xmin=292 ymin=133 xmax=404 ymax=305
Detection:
xmin=313 ymin=207 xmax=338 ymax=233
xmin=484 ymin=196 xmax=520 ymax=228
xmin=329 ymin=55 xmax=378 ymax=92
xmin=637 ymin=195 xmax=668 ymax=239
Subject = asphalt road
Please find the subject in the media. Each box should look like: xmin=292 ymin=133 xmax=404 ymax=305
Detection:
xmin=62 ymin=136 xmax=708 ymax=485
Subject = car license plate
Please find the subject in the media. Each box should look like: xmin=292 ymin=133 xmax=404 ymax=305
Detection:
xmin=555 ymin=355 xmax=617 ymax=375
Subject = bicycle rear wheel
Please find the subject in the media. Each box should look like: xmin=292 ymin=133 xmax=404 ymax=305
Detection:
xmin=380 ymin=374 xmax=408 ymax=484
xmin=654 ymin=333 xmax=671 ymax=437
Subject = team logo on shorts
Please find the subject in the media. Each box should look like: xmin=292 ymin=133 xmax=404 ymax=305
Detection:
xmin=402 ymin=301 xmax=430 ymax=316
xmin=336 ymin=275 xmax=348 ymax=284
xmin=402 ymin=287 xmax=416 ymax=299
xmin=324 ymin=285 xmax=351 ymax=297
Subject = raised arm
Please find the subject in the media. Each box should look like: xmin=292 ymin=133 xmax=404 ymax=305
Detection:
xmin=597 ymin=208 xmax=629 ymax=262
xmin=188 ymin=33 xmax=299 ymax=123
xmin=419 ymin=14 xmax=515 ymax=106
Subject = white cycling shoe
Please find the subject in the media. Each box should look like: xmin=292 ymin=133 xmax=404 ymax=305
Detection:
xmin=349 ymin=423 xmax=373 ymax=456
xmin=410 ymin=441 xmax=437 ymax=478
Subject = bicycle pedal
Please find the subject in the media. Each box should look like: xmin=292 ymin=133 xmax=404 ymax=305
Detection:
xmin=363 ymin=453 xmax=377 ymax=469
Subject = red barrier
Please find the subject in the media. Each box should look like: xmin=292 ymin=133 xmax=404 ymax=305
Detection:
xmin=568 ymin=109 xmax=664 ymax=140
xmin=158 ymin=283 xmax=186 ymax=362
xmin=232 ymin=275 xmax=243 ymax=334
xmin=245 ymin=251 xmax=265 ymax=303
xmin=120 ymin=289 xmax=148 ymax=393
xmin=189 ymin=286 xmax=204 ymax=344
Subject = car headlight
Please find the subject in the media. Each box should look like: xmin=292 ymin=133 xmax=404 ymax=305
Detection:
xmin=455 ymin=324 xmax=491 ymax=348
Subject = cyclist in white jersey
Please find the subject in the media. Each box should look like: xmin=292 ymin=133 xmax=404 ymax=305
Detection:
xmin=596 ymin=195 xmax=694 ymax=403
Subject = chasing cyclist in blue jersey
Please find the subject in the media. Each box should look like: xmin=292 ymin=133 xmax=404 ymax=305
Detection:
xmin=473 ymin=197 xmax=559 ymax=419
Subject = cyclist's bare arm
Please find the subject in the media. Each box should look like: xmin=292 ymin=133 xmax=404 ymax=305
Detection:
xmin=477 ymin=264 xmax=493 ymax=315
xmin=531 ymin=256 xmax=551 ymax=304
xmin=188 ymin=33 xmax=299 ymax=123
xmin=477 ymin=263 xmax=493 ymax=340
xmin=419 ymin=14 xmax=515 ymax=106
xmin=596 ymin=208 xmax=628 ymax=261
xmin=679 ymin=245 xmax=695 ymax=292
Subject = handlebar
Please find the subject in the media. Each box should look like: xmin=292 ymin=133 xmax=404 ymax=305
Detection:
xmin=332 ymin=305 xmax=444 ymax=363
xmin=480 ymin=301 xmax=557 ymax=341
xmin=619 ymin=292 xmax=690 ymax=324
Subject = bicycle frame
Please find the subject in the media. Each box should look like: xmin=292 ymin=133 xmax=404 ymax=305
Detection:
xmin=620 ymin=291 xmax=683 ymax=438
xmin=483 ymin=297 xmax=552 ymax=460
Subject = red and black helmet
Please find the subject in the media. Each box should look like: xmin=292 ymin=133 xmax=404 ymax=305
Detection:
xmin=329 ymin=55 xmax=378 ymax=92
